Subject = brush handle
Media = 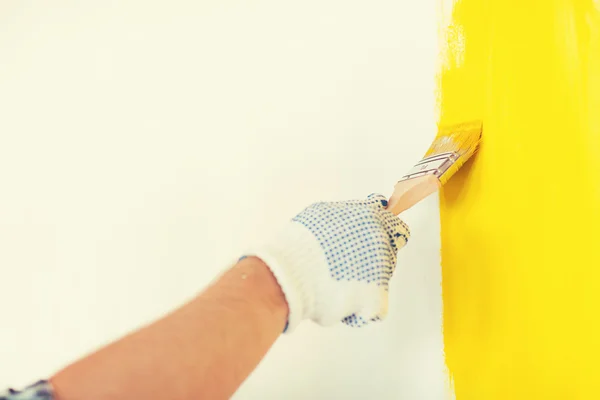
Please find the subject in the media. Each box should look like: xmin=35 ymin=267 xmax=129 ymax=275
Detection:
xmin=386 ymin=175 xmax=441 ymax=215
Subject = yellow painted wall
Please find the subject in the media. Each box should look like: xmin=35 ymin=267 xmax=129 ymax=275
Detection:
xmin=438 ymin=1 xmax=600 ymax=398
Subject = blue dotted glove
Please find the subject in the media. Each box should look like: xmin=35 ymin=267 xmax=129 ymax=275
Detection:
xmin=246 ymin=194 xmax=410 ymax=332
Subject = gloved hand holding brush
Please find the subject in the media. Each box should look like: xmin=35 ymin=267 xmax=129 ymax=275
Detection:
xmin=247 ymin=193 xmax=410 ymax=332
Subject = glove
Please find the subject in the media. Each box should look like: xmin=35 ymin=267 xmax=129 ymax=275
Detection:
xmin=245 ymin=193 xmax=410 ymax=333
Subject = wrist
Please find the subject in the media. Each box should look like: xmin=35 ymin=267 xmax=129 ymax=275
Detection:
xmin=246 ymin=221 xmax=333 ymax=332
xmin=233 ymin=256 xmax=289 ymax=318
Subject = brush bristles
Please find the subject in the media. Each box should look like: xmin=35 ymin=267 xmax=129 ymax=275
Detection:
xmin=425 ymin=120 xmax=482 ymax=185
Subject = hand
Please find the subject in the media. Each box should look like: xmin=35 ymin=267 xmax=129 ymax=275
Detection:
xmin=246 ymin=194 xmax=410 ymax=332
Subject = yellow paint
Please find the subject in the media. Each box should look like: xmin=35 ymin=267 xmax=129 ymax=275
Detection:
xmin=438 ymin=1 xmax=600 ymax=398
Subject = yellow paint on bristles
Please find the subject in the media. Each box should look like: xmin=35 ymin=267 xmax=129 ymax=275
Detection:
xmin=425 ymin=121 xmax=482 ymax=185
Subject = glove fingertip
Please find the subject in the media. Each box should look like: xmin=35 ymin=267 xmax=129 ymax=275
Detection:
xmin=366 ymin=193 xmax=389 ymax=209
xmin=392 ymin=230 xmax=410 ymax=248
xmin=379 ymin=211 xmax=410 ymax=251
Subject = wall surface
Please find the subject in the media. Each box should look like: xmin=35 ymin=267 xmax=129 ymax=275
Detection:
xmin=0 ymin=1 xmax=449 ymax=399
xmin=439 ymin=1 xmax=600 ymax=399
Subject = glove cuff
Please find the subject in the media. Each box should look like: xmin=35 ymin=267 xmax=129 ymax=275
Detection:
xmin=245 ymin=221 xmax=327 ymax=334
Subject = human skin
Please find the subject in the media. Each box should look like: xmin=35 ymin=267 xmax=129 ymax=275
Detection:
xmin=51 ymin=256 xmax=288 ymax=400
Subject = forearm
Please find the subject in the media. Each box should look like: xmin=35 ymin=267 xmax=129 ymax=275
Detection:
xmin=51 ymin=257 xmax=288 ymax=400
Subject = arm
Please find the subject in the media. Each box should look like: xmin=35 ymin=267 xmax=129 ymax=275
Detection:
xmin=4 ymin=194 xmax=410 ymax=400
xmin=51 ymin=256 xmax=288 ymax=400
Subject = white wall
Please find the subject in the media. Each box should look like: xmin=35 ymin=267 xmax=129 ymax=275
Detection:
xmin=0 ymin=1 xmax=447 ymax=398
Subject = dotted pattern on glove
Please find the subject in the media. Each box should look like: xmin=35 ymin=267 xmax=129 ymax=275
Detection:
xmin=292 ymin=194 xmax=410 ymax=326
xmin=0 ymin=381 xmax=53 ymax=400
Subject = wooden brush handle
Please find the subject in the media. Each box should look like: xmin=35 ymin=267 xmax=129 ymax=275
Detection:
xmin=387 ymin=175 xmax=441 ymax=215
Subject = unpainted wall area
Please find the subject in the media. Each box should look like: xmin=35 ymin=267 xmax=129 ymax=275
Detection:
xmin=0 ymin=1 xmax=447 ymax=398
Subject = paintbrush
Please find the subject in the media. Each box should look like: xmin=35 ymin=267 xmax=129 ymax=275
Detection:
xmin=387 ymin=121 xmax=482 ymax=215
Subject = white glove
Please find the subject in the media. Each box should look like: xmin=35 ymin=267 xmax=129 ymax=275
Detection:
xmin=246 ymin=194 xmax=410 ymax=333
